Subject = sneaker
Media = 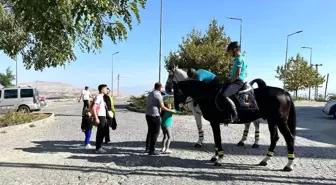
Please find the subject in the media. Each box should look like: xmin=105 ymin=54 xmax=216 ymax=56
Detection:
xmin=164 ymin=149 xmax=172 ymax=154
xmin=145 ymin=148 xmax=150 ymax=153
xmin=96 ymin=148 xmax=107 ymax=154
xmin=161 ymin=148 xmax=166 ymax=153
xmin=148 ymin=150 xmax=160 ymax=156
xmin=84 ymin=144 xmax=93 ymax=149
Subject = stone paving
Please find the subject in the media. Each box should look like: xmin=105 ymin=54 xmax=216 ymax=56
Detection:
xmin=0 ymin=98 xmax=335 ymax=185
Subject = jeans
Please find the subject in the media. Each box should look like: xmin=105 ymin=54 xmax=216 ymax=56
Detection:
xmin=145 ymin=115 xmax=161 ymax=152
xmin=83 ymin=100 xmax=89 ymax=111
xmin=84 ymin=130 xmax=92 ymax=146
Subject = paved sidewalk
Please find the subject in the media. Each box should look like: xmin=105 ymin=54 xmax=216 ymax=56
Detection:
xmin=0 ymin=100 xmax=335 ymax=185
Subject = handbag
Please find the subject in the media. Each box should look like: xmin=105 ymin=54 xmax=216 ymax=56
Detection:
xmin=105 ymin=104 xmax=114 ymax=119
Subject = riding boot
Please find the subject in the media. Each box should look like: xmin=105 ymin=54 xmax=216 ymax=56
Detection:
xmin=225 ymin=97 xmax=239 ymax=122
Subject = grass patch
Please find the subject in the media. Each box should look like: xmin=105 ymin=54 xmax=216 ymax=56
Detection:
xmin=0 ymin=111 xmax=50 ymax=128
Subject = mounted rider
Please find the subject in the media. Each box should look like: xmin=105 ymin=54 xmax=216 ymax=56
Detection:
xmin=187 ymin=68 xmax=221 ymax=86
xmin=223 ymin=41 xmax=247 ymax=122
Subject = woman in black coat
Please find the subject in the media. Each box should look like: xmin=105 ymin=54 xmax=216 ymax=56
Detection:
xmin=103 ymin=88 xmax=115 ymax=144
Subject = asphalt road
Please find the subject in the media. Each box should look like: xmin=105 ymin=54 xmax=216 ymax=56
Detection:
xmin=0 ymin=98 xmax=335 ymax=185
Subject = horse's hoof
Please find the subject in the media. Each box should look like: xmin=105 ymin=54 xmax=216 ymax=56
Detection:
xmin=252 ymin=144 xmax=259 ymax=148
xmin=283 ymin=166 xmax=293 ymax=172
xmin=259 ymin=161 xmax=268 ymax=166
xmin=210 ymin=157 xmax=217 ymax=162
xmin=214 ymin=162 xmax=222 ymax=166
xmin=194 ymin=143 xmax=202 ymax=148
xmin=237 ymin=142 xmax=245 ymax=147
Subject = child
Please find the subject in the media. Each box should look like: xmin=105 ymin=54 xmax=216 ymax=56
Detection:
xmin=160 ymin=103 xmax=176 ymax=154
xmin=81 ymin=107 xmax=94 ymax=149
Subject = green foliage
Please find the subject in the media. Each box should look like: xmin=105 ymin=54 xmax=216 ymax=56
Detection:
xmin=164 ymin=19 xmax=234 ymax=81
xmin=0 ymin=111 xmax=49 ymax=128
xmin=128 ymin=93 xmax=148 ymax=109
xmin=0 ymin=67 xmax=15 ymax=87
xmin=0 ymin=0 xmax=146 ymax=71
xmin=275 ymin=54 xmax=325 ymax=97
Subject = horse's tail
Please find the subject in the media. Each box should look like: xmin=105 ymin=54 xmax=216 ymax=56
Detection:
xmin=286 ymin=91 xmax=297 ymax=136
xmin=249 ymin=78 xmax=267 ymax=88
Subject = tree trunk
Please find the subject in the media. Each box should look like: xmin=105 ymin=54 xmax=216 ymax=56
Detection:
xmin=295 ymin=90 xmax=298 ymax=98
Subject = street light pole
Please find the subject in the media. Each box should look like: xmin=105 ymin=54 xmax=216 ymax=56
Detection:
xmin=301 ymin=46 xmax=312 ymax=99
xmin=112 ymin=52 xmax=119 ymax=97
xmin=15 ymin=55 xmax=18 ymax=87
xmin=283 ymin=30 xmax=303 ymax=89
xmin=227 ymin=17 xmax=242 ymax=50
xmin=158 ymin=0 xmax=163 ymax=83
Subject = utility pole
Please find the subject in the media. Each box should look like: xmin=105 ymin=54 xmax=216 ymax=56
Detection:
xmin=301 ymin=46 xmax=312 ymax=99
xmin=324 ymin=73 xmax=329 ymax=100
xmin=111 ymin=52 xmax=119 ymax=97
xmin=283 ymin=30 xmax=303 ymax=89
xmin=15 ymin=55 xmax=18 ymax=87
xmin=158 ymin=0 xmax=163 ymax=83
xmin=226 ymin=17 xmax=242 ymax=50
xmin=312 ymin=63 xmax=323 ymax=100
xmin=117 ymin=74 xmax=120 ymax=96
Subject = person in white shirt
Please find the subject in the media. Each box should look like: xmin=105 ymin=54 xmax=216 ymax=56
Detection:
xmin=78 ymin=86 xmax=93 ymax=111
xmin=92 ymin=84 xmax=108 ymax=153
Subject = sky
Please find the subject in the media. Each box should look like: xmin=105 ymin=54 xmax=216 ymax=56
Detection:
xmin=1 ymin=0 xmax=336 ymax=96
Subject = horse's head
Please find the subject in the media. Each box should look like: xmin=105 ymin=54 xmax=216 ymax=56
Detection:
xmin=173 ymin=80 xmax=217 ymax=111
xmin=165 ymin=65 xmax=188 ymax=93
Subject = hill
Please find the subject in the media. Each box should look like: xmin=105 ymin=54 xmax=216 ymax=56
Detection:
xmin=17 ymin=81 xmax=129 ymax=99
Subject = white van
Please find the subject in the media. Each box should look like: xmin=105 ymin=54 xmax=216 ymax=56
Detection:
xmin=0 ymin=86 xmax=41 ymax=113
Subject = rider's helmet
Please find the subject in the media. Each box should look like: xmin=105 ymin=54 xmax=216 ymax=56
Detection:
xmin=226 ymin=41 xmax=240 ymax=52
xmin=187 ymin=68 xmax=197 ymax=78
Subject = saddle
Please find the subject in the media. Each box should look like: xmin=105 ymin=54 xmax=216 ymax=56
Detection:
xmin=216 ymin=81 xmax=259 ymax=111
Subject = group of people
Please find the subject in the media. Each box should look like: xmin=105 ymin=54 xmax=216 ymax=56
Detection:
xmin=78 ymin=85 xmax=117 ymax=153
xmin=76 ymin=41 xmax=246 ymax=155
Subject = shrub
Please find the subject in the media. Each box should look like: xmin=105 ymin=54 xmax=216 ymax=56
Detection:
xmin=0 ymin=111 xmax=49 ymax=128
xmin=326 ymin=93 xmax=336 ymax=101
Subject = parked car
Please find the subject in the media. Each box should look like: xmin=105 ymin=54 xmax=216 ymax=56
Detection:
xmin=0 ymin=86 xmax=41 ymax=113
xmin=322 ymin=100 xmax=336 ymax=118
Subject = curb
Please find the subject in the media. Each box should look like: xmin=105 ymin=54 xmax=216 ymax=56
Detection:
xmin=0 ymin=113 xmax=56 ymax=134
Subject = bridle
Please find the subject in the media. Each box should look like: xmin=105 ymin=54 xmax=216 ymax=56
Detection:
xmin=168 ymin=69 xmax=217 ymax=107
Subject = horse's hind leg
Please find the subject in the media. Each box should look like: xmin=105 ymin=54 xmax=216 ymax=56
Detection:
xmin=277 ymin=122 xmax=295 ymax=172
xmin=210 ymin=121 xmax=224 ymax=166
xmin=237 ymin=122 xmax=251 ymax=147
xmin=259 ymin=122 xmax=279 ymax=166
xmin=252 ymin=120 xmax=261 ymax=148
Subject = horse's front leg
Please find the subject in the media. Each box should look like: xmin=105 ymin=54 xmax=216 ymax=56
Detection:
xmin=237 ymin=122 xmax=251 ymax=147
xmin=252 ymin=119 xmax=261 ymax=148
xmin=210 ymin=121 xmax=224 ymax=166
xmin=189 ymin=102 xmax=204 ymax=148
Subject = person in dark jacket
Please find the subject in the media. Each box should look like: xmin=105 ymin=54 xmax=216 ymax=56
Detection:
xmin=103 ymin=88 xmax=115 ymax=144
xmin=81 ymin=106 xmax=94 ymax=149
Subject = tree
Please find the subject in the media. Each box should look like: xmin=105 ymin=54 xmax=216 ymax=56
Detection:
xmin=164 ymin=19 xmax=234 ymax=81
xmin=0 ymin=67 xmax=15 ymax=87
xmin=275 ymin=54 xmax=325 ymax=97
xmin=0 ymin=0 xmax=146 ymax=71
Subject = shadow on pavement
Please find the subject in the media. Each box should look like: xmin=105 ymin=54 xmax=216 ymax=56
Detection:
xmin=0 ymin=161 xmax=335 ymax=184
xmin=15 ymin=140 xmax=336 ymax=160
